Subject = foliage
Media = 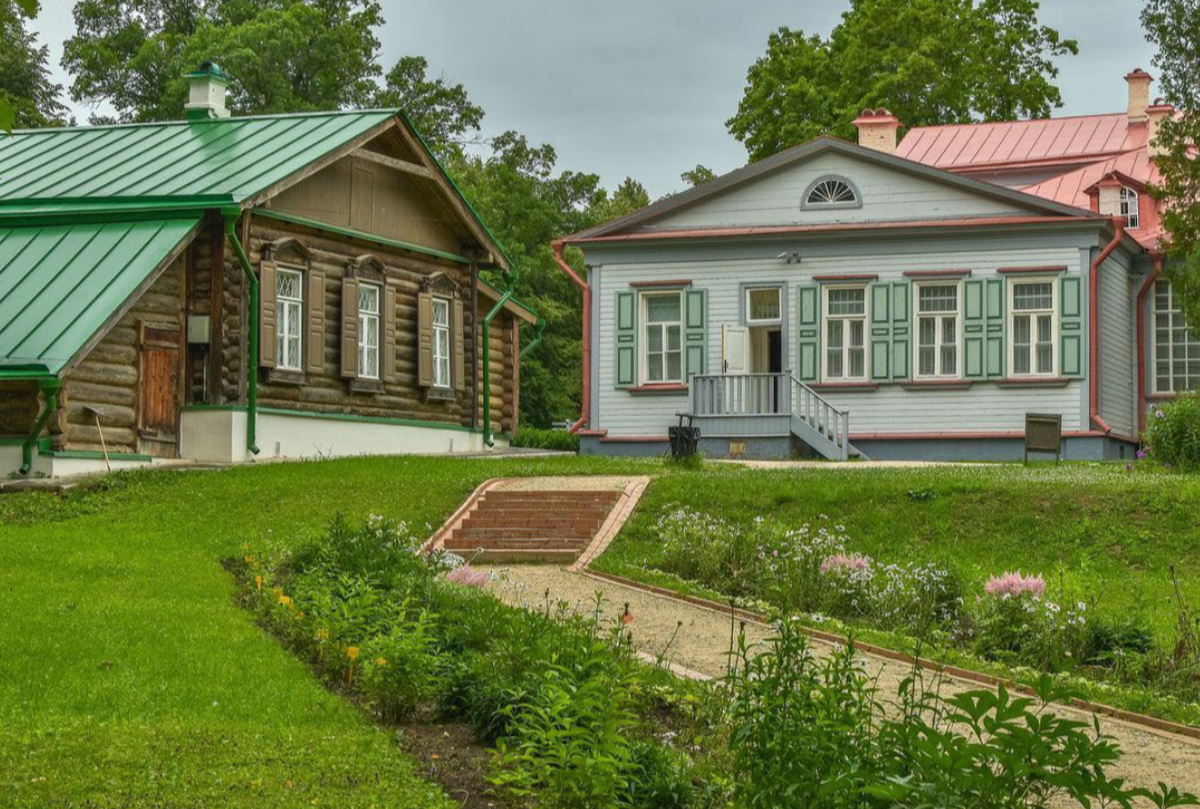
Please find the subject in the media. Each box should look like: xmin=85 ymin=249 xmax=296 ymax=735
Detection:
xmin=1143 ymin=0 xmax=1200 ymax=326
xmin=680 ymin=165 xmax=716 ymax=188
xmin=510 ymin=426 xmax=581 ymax=452
xmin=1145 ymin=392 xmax=1200 ymax=471
xmin=727 ymin=0 xmax=1078 ymax=161
xmin=0 ymin=0 xmax=66 ymax=131
xmin=372 ymin=55 xmax=485 ymax=154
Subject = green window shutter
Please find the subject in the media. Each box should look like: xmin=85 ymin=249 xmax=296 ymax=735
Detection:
xmin=869 ymin=281 xmax=892 ymax=380
xmin=614 ymin=290 xmax=637 ymax=388
xmin=683 ymin=288 xmax=707 ymax=381
xmin=984 ymin=277 xmax=1005 ymax=378
xmin=890 ymin=281 xmax=910 ymax=380
xmin=1060 ymin=274 xmax=1084 ymax=377
xmin=963 ymin=279 xmax=985 ymax=379
xmin=796 ymin=284 xmax=820 ymax=381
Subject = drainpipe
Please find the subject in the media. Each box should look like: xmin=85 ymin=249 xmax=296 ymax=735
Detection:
xmin=482 ymin=268 xmax=519 ymax=448
xmin=222 ymin=209 xmax=260 ymax=455
xmin=20 ymin=378 xmax=61 ymax=475
xmin=1135 ymin=254 xmax=1163 ymax=436
xmin=552 ymin=240 xmax=589 ymax=433
xmin=1089 ymin=217 xmax=1126 ymax=435
xmin=520 ymin=317 xmax=546 ymax=360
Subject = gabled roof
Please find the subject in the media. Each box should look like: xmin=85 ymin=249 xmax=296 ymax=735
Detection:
xmin=0 ymin=217 xmax=200 ymax=375
xmin=1021 ymin=150 xmax=1157 ymax=209
xmin=897 ymin=113 xmax=1146 ymax=171
xmin=568 ymin=136 xmax=1103 ymax=244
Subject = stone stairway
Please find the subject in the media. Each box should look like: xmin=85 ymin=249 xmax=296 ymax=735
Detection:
xmin=440 ymin=489 xmax=623 ymax=563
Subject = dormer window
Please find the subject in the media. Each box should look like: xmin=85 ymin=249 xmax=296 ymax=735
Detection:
xmin=1120 ymin=187 xmax=1139 ymax=229
xmin=802 ymin=176 xmax=860 ymax=210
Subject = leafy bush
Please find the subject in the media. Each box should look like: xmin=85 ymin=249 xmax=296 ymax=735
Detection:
xmin=360 ymin=609 xmax=442 ymax=720
xmin=1146 ymin=392 xmax=1200 ymax=470
xmin=510 ymin=426 xmax=580 ymax=452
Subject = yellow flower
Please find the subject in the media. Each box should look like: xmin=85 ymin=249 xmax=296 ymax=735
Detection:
xmin=316 ymin=628 xmax=330 ymax=641
xmin=279 ymin=595 xmax=292 ymax=607
xmin=375 ymin=657 xmax=387 ymax=666
xmin=431 ymin=754 xmax=440 ymax=762
xmin=255 ymin=575 xmax=262 ymax=593
xmin=244 ymin=554 xmax=255 ymax=564
xmin=346 ymin=646 xmax=359 ymax=661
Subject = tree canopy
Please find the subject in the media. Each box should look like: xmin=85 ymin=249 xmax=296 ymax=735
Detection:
xmin=1143 ymin=0 xmax=1200 ymax=328
xmin=727 ymin=0 xmax=1078 ymax=162
xmin=0 ymin=0 xmax=67 ymax=130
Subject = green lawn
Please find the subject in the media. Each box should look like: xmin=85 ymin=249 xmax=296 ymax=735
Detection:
xmin=0 ymin=455 xmax=650 ymax=809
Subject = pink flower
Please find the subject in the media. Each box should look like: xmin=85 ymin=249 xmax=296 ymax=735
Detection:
xmin=984 ymin=571 xmax=1045 ymax=599
xmin=445 ymin=565 xmax=491 ymax=588
xmin=820 ymin=554 xmax=871 ymax=574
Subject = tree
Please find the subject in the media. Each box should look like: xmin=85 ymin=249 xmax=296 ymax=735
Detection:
xmin=62 ymin=0 xmax=383 ymax=123
xmin=680 ymin=164 xmax=716 ymax=187
xmin=1143 ymin=0 xmax=1200 ymax=327
xmin=0 ymin=0 xmax=67 ymax=131
xmin=728 ymin=0 xmax=1077 ymax=162
xmin=373 ymin=56 xmax=484 ymax=155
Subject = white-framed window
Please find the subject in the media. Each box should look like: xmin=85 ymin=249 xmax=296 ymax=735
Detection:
xmin=805 ymin=177 xmax=858 ymax=207
xmin=914 ymin=283 xmax=960 ymax=378
xmin=823 ymin=286 xmax=867 ymax=381
xmin=642 ymin=292 xmax=683 ymax=384
xmin=1009 ymin=278 xmax=1057 ymax=377
xmin=276 ymin=267 xmax=303 ymax=371
xmin=746 ymin=287 xmax=782 ymax=325
xmin=357 ymin=283 xmax=380 ymax=379
xmin=431 ymin=297 xmax=451 ymax=388
xmin=1153 ymin=280 xmax=1200 ymax=394
xmin=1120 ymin=187 xmax=1139 ymax=229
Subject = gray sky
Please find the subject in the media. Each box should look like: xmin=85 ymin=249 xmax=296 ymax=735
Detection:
xmin=31 ymin=0 xmax=1156 ymax=197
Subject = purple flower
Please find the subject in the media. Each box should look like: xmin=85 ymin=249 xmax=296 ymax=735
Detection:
xmin=1156 ymin=409 xmax=1166 ymax=419
xmin=984 ymin=571 xmax=1045 ymax=598
xmin=1125 ymin=462 xmax=1133 ymax=471
xmin=1136 ymin=449 xmax=1147 ymax=460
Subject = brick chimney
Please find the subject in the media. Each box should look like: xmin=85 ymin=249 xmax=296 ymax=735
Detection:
xmin=185 ymin=61 xmax=231 ymax=121
xmin=1147 ymin=99 xmax=1175 ymax=157
xmin=852 ymin=108 xmax=901 ymax=154
xmin=1125 ymin=68 xmax=1152 ymax=123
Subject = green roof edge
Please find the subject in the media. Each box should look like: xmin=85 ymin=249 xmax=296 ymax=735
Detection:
xmin=477 ymin=277 xmax=540 ymax=321
xmin=252 ymin=207 xmax=472 ymax=265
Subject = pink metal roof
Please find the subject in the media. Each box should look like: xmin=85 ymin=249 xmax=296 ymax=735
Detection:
xmin=897 ymin=113 xmax=1147 ymax=170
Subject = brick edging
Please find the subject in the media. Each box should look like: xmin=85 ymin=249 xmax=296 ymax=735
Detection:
xmin=577 ymin=567 xmax=1200 ymax=745
xmin=419 ymin=477 xmax=508 ymax=555
xmin=568 ymin=477 xmax=651 ymax=572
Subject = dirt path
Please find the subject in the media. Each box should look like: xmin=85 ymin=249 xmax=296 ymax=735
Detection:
xmin=482 ymin=564 xmax=1200 ymax=796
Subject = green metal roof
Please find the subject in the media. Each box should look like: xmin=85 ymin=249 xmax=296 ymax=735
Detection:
xmin=0 ymin=110 xmax=395 ymax=210
xmin=0 ymin=217 xmax=199 ymax=375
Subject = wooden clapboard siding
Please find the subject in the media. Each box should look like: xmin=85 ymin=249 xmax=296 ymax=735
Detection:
xmin=1097 ymin=252 xmax=1137 ymax=437
xmin=590 ymin=234 xmax=1090 ymax=438
xmin=639 ymin=152 xmax=1033 ymax=232
xmin=58 ymin=252 xmax=187 ymax=453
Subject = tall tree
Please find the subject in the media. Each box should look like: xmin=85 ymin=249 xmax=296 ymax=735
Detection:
xmin=0 ymin=0 xmax=67 ymax=131
xmin=728 ymin=0 xmax=1077 ymax=162
xmin=680 ymin=164 xmax=716 ymax=187
xmin=373 ymin=56 xmax=484 ymax=155
xmin=1143 ymin=0 xmax=1200 ymax=327
xmin=62 ymin=0 xmax=382 ymax=123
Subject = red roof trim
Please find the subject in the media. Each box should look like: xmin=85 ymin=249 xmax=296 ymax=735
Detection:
xmin=903 ymin=269 xmax=972 ymax=278
xmin=812 ymin=273 xmax=878 ymax=282
xmin=628 ymin=279 xmax=692 ymax=288
xmin=996 ymin=265 xmax=1067 ymax=275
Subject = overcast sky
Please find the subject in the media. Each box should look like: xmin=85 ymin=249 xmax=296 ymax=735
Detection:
xmin=31 ymin=0 xmax=1156 ymax=197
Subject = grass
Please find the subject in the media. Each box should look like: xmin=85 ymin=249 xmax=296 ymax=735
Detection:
xmin=0 ymin=454 xmax=651 ymax=809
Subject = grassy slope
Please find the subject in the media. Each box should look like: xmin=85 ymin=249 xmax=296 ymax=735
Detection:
xmin=0 ymin=455 xmax=649 ymax=809
xmin=595 ymin=464 xmax=1200 ymax=649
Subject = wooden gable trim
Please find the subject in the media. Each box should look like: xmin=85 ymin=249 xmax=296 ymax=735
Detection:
xmin=351 ymin=148 xmax=436 ymax=180
xmin=421 ymin=270 xmax=462 ymax=298
xmin=349 ymin=253 xmax=388 ymax=275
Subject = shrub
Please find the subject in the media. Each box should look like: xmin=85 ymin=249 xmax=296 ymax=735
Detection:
xmin=510 ymin=426 xmax=580 ymax=452
xmin=360 ymin=609 xmax=442 ymax=720
xmin=1145 ymin=391 xmax=1200 ymax=470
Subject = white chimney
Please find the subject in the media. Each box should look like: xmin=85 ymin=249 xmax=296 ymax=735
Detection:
xmin=852 ymin=108 xmax=902 ymax=154
xmin=185 ymin=62 xmax=231 ymax=121
xmin=1147 ymin=99 xmax=1175 ymax=157
xmin=1125 ymin=68 xmax=1152 ymax=123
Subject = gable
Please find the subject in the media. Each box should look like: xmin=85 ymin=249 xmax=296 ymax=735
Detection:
xmin=640 ymin=151 xmax=1041 ymax=233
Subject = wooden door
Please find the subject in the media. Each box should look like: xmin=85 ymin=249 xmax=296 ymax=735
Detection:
xmin=139 ymin=321 xmax=182 ymax=457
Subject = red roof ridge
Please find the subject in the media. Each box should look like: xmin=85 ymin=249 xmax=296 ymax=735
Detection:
xmin=903 ymin=111 xmax=1130 ymax=134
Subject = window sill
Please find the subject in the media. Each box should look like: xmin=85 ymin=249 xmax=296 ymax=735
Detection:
xmin=265 ymin=369 xmax=306 ymax=386
xmin=1148 ymin=392 xmax=1179 ymax=400
xmin=901 ymin=379 xmax=974 ymax=391
xmin=624 ymin=384 xmax=688 ymax=396
xmin=994 ymin=377 xmax=1072 ymax=388
xmin=810 ymin=382 xmax=878 ymax=392
xmin=423 ymin=386 xmax=456 ymax=403
xmin=349 ymin=378 xmax=385 ymax=395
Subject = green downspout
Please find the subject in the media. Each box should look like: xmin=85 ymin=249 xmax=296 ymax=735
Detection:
xmin=20 ymin=378 xmax=61 ymax=475
xmin=520 ymin=317 xmax=546 ymax=360
xmin=481 ymin=269 xmax=518 ymax=449
xmin=223 ymin=210 xmax=260 ymax=455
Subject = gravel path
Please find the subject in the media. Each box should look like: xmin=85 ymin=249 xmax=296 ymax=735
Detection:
xmin=482 ymin=563 xmax=1200 ymax=797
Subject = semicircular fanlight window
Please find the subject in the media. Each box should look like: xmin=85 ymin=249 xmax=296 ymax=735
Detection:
xmin=806 ymin=178 xmax=857 ymax=206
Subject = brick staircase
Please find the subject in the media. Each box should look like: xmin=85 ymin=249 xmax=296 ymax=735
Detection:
xmin=441 ymin=489 xmax=623 ymax=563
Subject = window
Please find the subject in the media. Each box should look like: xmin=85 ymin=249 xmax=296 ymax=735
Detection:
xmin=643 ymin=292 xmax=683 ymax=383
xmin=805 ymin=177 xmax=858 ymax=207
xmin=1120 ymin=187 xmax=1139 ymax=229
xmin=431 ymin=297 xmax=451 ymax=388
xmin=1154 ymin=280 xmax=1200 ymax=394
xmin=824 ymin=287 xmax=867 ymax=381
xmin=357 ymin=283 xmax=380 ymax=379
xmin=915 ymin=284 xmax=959 ymax=378
xmin=1010 ymin=280 xmax=1057 ymax=377
xmin=746 ymin=287 xmax=781 ymax=324
xmin=276 ymin=268 xmax=303 ymax=370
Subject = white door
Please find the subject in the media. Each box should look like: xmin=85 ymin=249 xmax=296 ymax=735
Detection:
xmin=722 ymin=325 xmax=749 ymax=374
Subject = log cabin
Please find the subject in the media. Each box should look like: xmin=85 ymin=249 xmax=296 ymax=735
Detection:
xmin=0 ymin=63 xmax=540 ymax=477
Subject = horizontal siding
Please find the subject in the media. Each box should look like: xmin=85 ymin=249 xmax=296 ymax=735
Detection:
xmin=1097 ymin=255 xmax=1136 ymax=437
xmin=594 ymin=239 xmax=1088 ymax=438
xmin=643 ymin=152 xmax=1030 ymax=232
